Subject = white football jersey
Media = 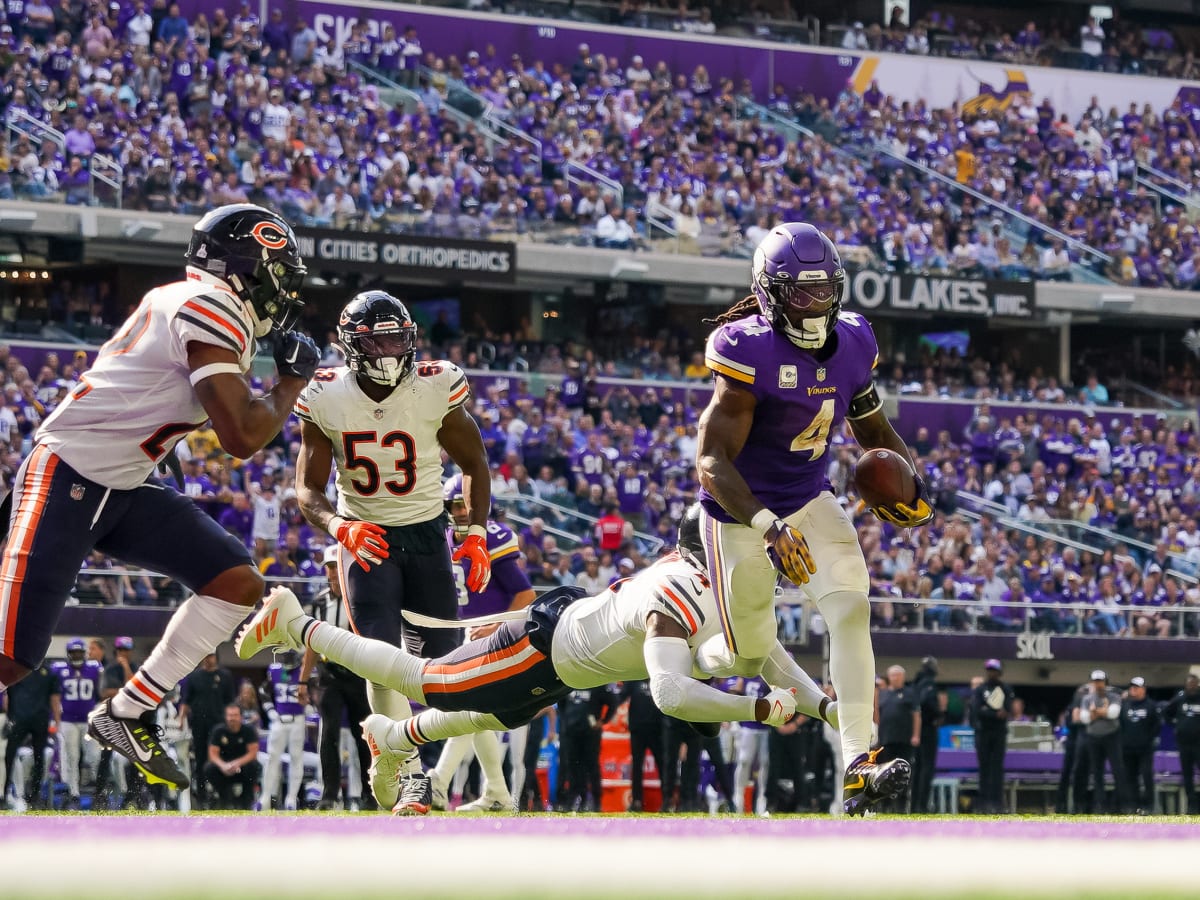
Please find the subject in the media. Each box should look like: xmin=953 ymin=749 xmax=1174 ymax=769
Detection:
xmin=38 ymin=277 xmax=258 ymax=490
xmin=295 ymin=362 xmax=469 ymax=526
xmin=550 ymin=553 xmax=724 ymax=688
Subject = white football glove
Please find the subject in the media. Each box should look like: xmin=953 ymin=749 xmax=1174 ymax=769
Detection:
xmin=762 ymin=687 xmax=798 ymax=727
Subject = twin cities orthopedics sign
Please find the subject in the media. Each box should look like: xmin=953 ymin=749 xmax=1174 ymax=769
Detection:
xmin=294 ymin=229 xmax=516 ymax=283
xmin=844 ymin=267 xmax=1035 ymax=318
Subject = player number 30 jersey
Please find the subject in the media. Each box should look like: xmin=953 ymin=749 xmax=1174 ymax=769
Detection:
xmin=296 ymin=362 xmax=470 ymax=527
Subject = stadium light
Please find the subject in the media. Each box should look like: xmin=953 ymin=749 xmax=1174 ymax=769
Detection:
xmin=610 ymin=259 xmax=649 ymax=280
xmin=0 ymin=210 xmax=38 ymax=231
xmin=121 ymin=220 xmax=163 ymax=241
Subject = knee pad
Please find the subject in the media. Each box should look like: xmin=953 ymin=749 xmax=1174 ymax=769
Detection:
xmin=816 ymin=590 xmax=871 ymax=631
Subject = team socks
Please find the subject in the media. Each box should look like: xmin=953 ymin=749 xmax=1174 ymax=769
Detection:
xmin=111 ymin=594 xmax=249 ymax=718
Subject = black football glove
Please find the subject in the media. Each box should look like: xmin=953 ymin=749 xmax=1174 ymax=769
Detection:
xmin=273 ymin=330 xmax=320 ymax=381
xmin=873 ymin=471 xmax=934 ymax=528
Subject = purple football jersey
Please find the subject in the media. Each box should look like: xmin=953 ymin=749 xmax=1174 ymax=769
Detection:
xmin=267 ymin=663 xmax=305 ymax=717
xmin=450 ymin=520 xmax=533 ymax=618
xmin=50 ymin=660 xmax=103 ymax=722
xmin=699 ymin=313 xmax=878 ymax=522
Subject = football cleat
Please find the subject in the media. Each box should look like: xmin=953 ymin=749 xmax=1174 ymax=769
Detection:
xmin=87 ymin=700 xmax=190 ymax=790
xmin=455 ymin=792 xmax=513 ymax=813
xmin=362 ymin=713 xmax=405 ymax=810
xmin=430 ymin=772 xmax=449 ymax=812
xmin=235 ymin=587 xmax=306 ymax=660
xmin=842 ymin=748 xmax=911 ymax=817
xmin=393 ymin=773 xmax=433 ymax=817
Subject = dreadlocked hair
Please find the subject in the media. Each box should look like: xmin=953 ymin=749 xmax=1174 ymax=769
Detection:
xmin=702 ymin=295 xmax=759 ymax=327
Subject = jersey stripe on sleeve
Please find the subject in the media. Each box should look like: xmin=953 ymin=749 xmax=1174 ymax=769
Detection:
xmin=293 ymin=400 xmax=314 ymax=423
xmin=706 ymin=349 xmax=755 ymax=385
xmin=654 ymin=585 xmax=699 ymax=635
xmin=198 ymin=292 xmax=254 ymax=345
xmin=447 ymin=377 xmax=470 ymax=409
xmin=179 ymin=300 xmax=248 ymax=355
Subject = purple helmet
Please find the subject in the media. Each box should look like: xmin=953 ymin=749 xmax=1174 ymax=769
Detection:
xmin=443 ymin=473 xmax=470 ymax=537
xmin=66 ymin=637 xmax=86 ymax=661
xmin=751 ymin=222 xmax=845 ymax=349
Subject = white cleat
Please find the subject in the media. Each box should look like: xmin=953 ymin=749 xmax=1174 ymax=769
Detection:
xmin=362 ymin=714 xmax=406 ymax=810
xmin=455 ymin=792 xmax=513 ymax=813
xmin=235 ymin=588 xmax=305 ymax=660
xmin=430 ymin=773 xmax=449 ymax=811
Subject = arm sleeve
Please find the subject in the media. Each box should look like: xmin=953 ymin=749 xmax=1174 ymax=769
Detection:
xmin=760 ymin=642 xmax=828 ymax=720
xmin=643 ymin=636 xmax=757 ymax=723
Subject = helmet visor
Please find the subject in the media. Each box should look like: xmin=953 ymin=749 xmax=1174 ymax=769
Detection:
xmin=764 ymin=275 xmax=843 ymax=316
xmin=358 ymin=331 xmax=416 ymax=357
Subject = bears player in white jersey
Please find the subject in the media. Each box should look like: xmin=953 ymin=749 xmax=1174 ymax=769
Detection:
xmin=236 ymin=505 xmax=837 ymax=816
xmin=430 ymin=474 xmax=536 ymax=812
xmin=0 ymin=204 xmax=320 ymax=791
xmin=293 ymin=290 xmax=492 ymax=815
xmin=695 ymin=223 xmax=932 ymax=814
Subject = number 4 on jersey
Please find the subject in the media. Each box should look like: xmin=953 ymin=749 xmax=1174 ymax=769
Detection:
xmin=790 ymin=398 xmax=835 ymax=461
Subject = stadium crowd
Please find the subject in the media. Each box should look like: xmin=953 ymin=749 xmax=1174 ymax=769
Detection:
xmin=1 ymin=4 xmax=1200 ymax=287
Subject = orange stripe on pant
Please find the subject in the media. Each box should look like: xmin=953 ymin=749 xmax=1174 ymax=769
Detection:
xmin=0 ymin=446 xmax=59 ymax=658
xmin=423 ymin=634 xmax=532 ymax=677
xmin=423 ymin=647 xmax=545 ymax=695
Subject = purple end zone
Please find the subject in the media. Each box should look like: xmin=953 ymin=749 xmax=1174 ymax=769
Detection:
xmin=2 ymin=817 xmax=1199 ymax=842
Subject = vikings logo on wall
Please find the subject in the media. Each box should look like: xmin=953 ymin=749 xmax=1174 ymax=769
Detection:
xmin=960 ymin=68 xmax=1031 ymax=117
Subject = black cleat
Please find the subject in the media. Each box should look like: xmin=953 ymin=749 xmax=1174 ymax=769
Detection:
xmin=87 ymin=699 xmax=190 ymax=790
xmin=843 ymin=748 xmax=911 ymax=817
xmin=392 ymin=774 xmax=433 ymax=816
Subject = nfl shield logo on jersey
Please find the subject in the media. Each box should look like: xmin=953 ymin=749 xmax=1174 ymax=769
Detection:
xmin=373 ymin=408 xmax=385 ymax=420
xmin=816 ymin=367 xmax=827 ymax=382
xmin=778 ymin=365 xmax=798 ymax=389
xmin=70 ymin=484 xmax=85 ymax=501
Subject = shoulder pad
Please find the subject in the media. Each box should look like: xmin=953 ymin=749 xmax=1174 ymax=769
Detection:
xmin=705 ymin=323 xmax=766 ymax=386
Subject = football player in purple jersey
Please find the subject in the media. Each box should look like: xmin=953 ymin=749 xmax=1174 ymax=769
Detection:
xmin=695 ymin=223 xmax=932 ymax=816
xmin=49 ymin=638 xmax=102 ymax=808
xmin=429 ymin=475 xmax=536 ymax=812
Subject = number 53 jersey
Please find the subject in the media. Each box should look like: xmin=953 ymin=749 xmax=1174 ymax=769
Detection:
xmin=296 ymin=362 xmax=469 ymax=526
xmin=699 ymin=312 xmax=880 ymax=522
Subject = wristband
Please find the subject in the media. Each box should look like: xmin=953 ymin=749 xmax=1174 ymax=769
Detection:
xmin=328 ymin=515 xmax=345 ymax=536
xmin=467 ymin=524 xmax=487 ymax=539
xmin=750 ymin=509 xmax=777 ymax=536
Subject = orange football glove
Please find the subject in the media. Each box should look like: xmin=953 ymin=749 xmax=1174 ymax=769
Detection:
xmin=453 ymin=530 xmax=492 ymax=593
xmin=764 ymin=519 xmax=817 ymax=587
xmin=331 ymin=517 xmax=389 ymax=571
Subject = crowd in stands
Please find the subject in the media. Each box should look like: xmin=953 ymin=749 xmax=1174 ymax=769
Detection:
xmin=1 ymin=3 xmax=1200 ymax=288
xmin=3 ymin=316 xmax=1200 ymax=642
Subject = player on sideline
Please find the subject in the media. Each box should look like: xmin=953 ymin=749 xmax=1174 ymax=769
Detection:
xmin=694 ymin=222 xmax=932 ymax=815
xmin=49 ymin=638 xmax=103 ymax=809
xmin=236 ymin=505 xmax=836 ymax=814
xmin=293 ymin=290 xmax=492 ymax=815
xmin=430 ymin=474 xmax=536 ymax=812
xmin=0 ymin=203 xmax=318 ymax=790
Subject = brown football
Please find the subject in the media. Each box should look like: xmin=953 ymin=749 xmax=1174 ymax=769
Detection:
xmin=854 ymin=448 xmax=917 ymax=509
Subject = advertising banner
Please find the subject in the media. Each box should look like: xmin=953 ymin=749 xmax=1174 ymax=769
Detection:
xmin=177 ymin=1 xmax=1200 ymax=121
xmin=294 ymin=228 xmax=516 ymax=283
xmin=843 ymin=266 xmax=1036 ymax=319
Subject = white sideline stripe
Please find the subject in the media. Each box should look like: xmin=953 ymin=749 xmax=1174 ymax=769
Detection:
xmin=0 ymin=835 xmax=1196 ymax=897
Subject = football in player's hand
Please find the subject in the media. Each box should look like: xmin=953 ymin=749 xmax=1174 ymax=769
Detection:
xmin=854 ymin=448 xmax=916 ymax=510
